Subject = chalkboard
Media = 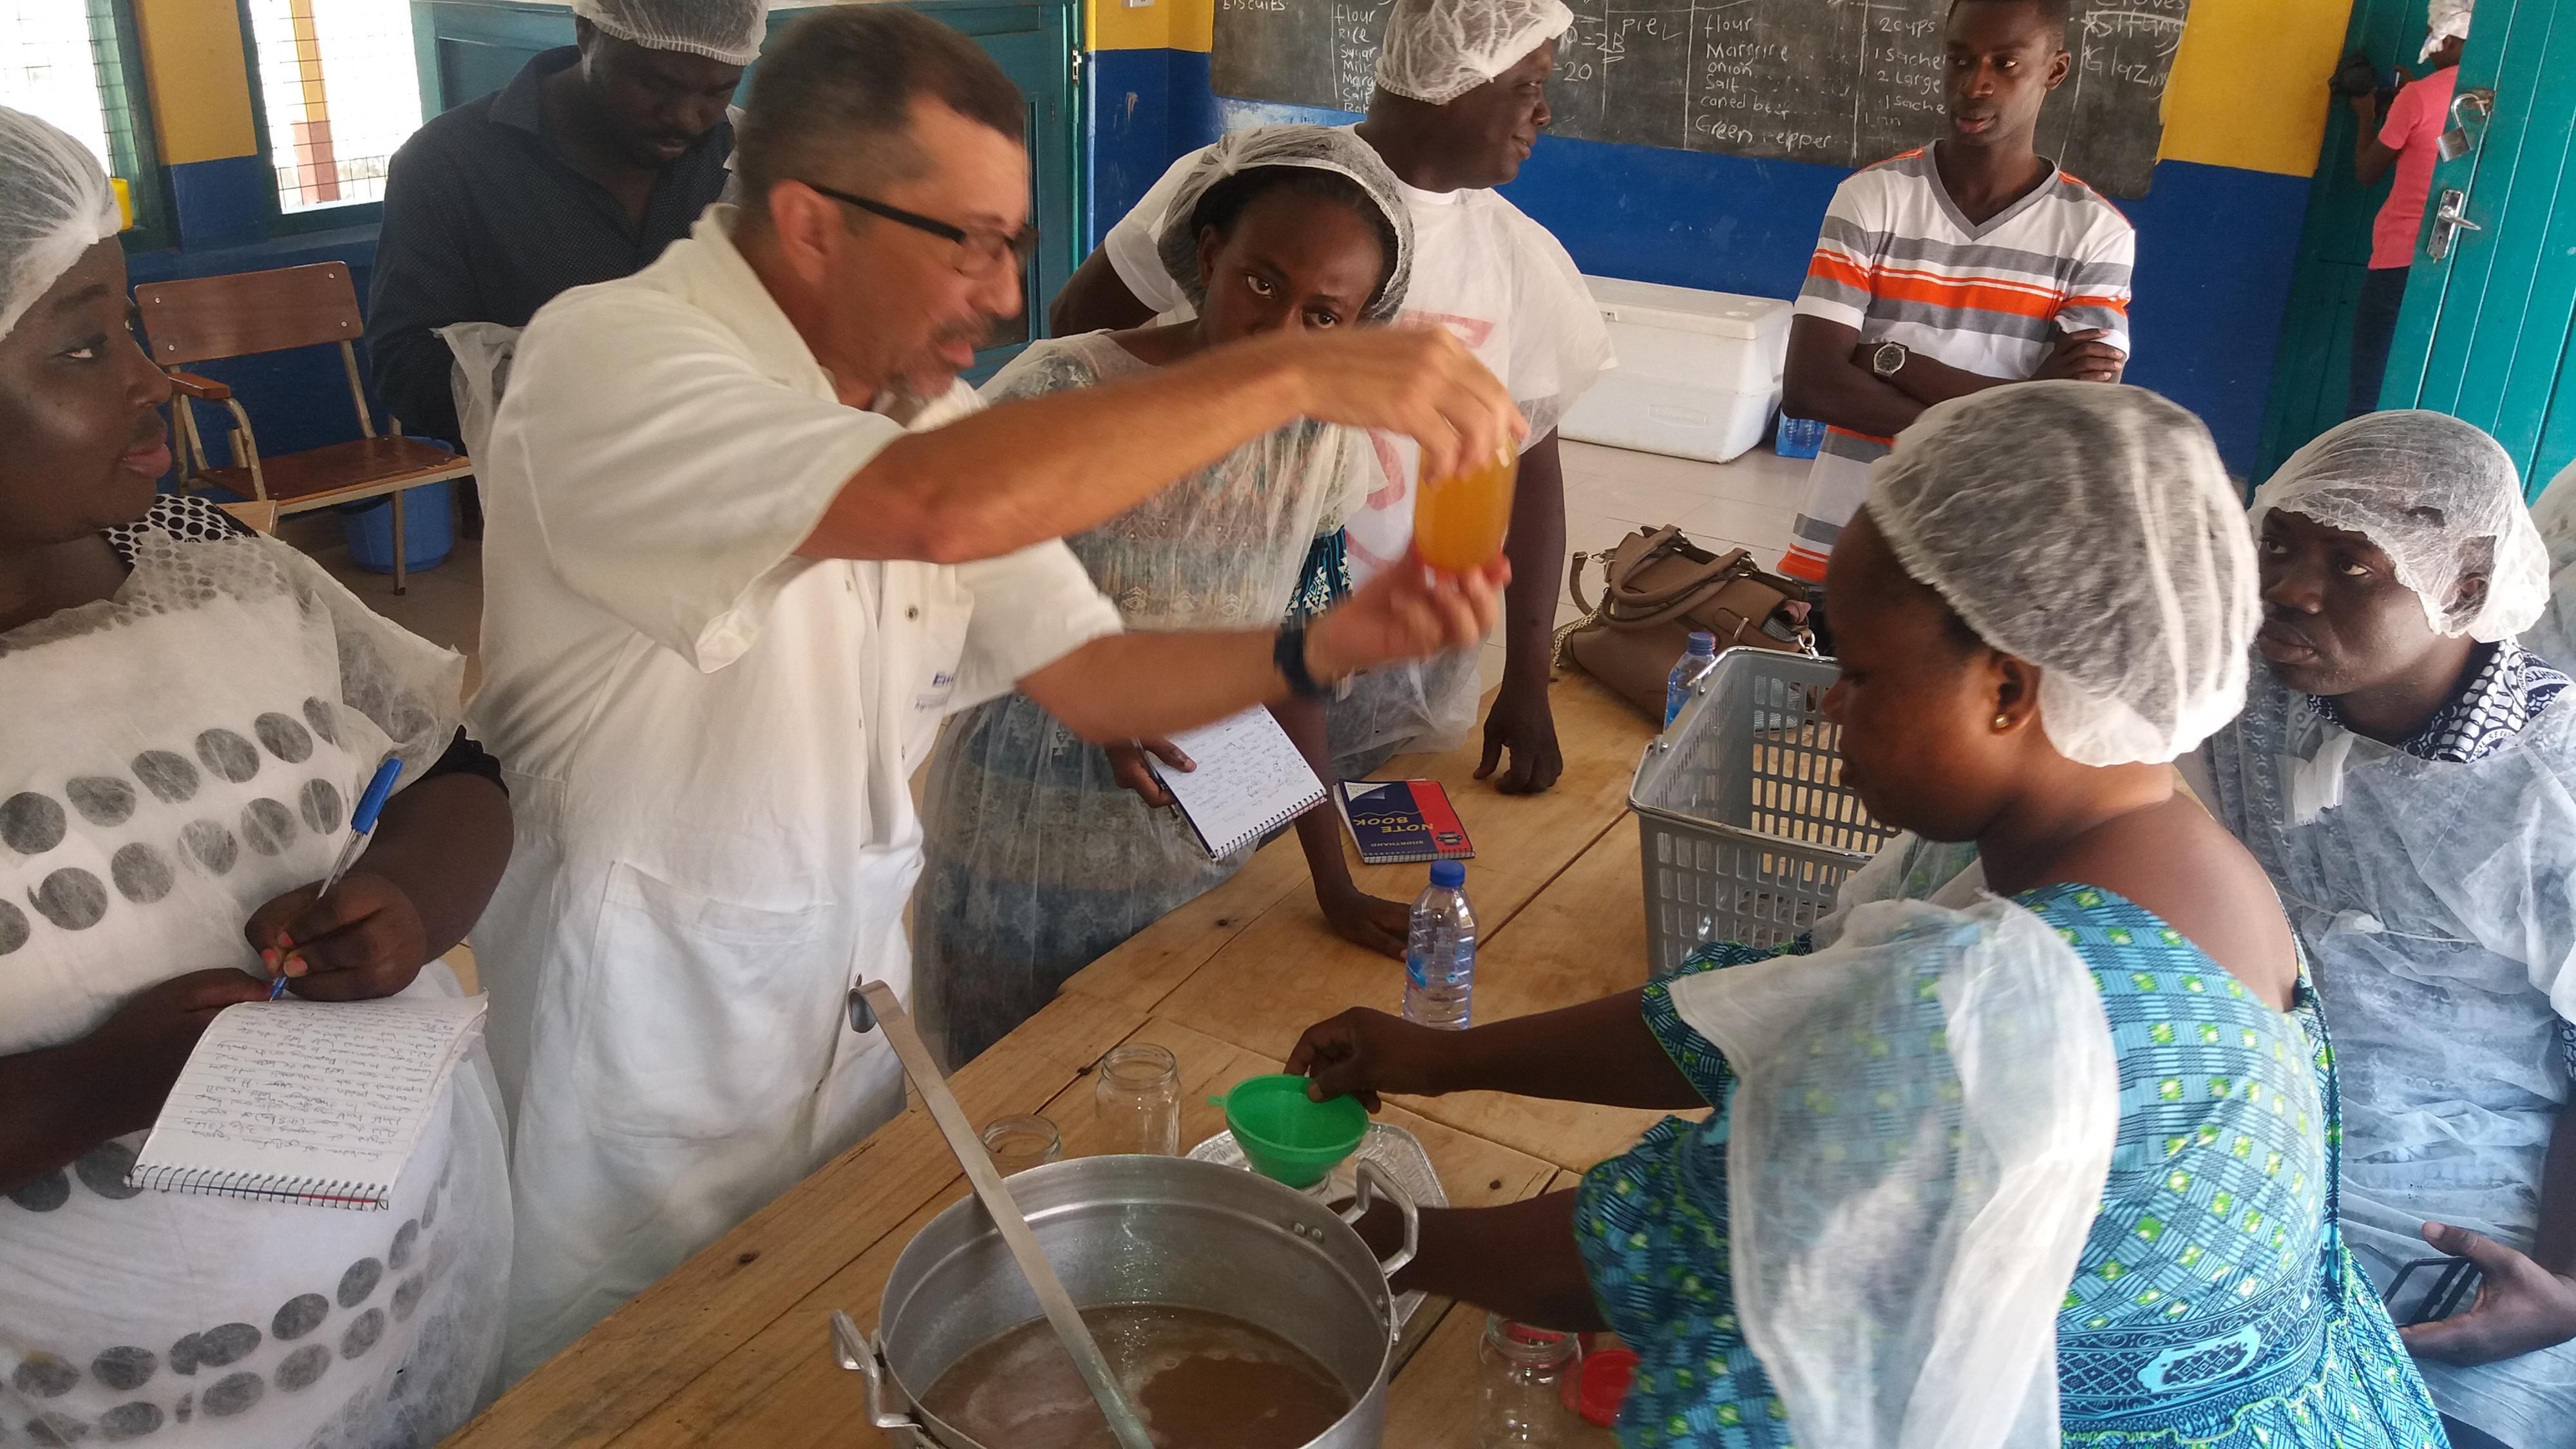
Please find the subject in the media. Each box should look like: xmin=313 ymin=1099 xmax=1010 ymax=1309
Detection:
xmin=1208 ymin=0 xmax=2190 ymax=197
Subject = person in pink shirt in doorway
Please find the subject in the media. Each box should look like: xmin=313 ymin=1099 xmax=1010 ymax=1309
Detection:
xmin=2341 ymin=0 xmax=2470 ymax=418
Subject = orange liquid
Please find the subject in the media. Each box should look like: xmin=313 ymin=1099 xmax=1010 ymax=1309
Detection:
xmin=1412 ymin=450 xmax=1519 ymax=573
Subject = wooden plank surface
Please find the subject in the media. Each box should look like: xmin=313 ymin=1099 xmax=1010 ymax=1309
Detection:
xmin=595 ymin=1018 xmax=1561 ymax=1448
xmin=1392 ymin=825 xmax=1690 ymax=1173
xmin=446 ymin=992 xmax=1145 ymax=1449
xmin=1378 ymin=1169 xmax=1617 ymax=1448
xmin=1144 ymin=675 xmax=1653 ymax=1063
xmin=458 ymin=672 xmax=1663 ymax=1447
xmin=1066 ymin=672 xmax=1654 ymax=1024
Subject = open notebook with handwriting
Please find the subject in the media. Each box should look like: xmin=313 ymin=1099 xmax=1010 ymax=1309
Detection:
xmin=128 ymin=992 xmax=488 ymax=1210
xmin=1148 ymin=706 xmax=1329 ymax=860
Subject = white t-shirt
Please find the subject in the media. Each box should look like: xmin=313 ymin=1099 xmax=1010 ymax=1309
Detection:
xmin=1781 ymin=146 xmax=2136 ymax=582
xmin=1101 ymin=128 xmax=1614 ymax=581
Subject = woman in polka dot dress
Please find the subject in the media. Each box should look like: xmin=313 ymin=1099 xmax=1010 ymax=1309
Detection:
xmin=1289 ymin=387 xmax=2447 ymax=1446
xmin=0 ymin=109 xmax=514 ymax=1446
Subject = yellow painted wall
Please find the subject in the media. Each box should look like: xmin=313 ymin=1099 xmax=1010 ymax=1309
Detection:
xmin=2161 ymin=0 xmax=2353 ymax=174
xmin=130 ymin=0 xmax=260 ymax=165
xmin=1103 ymin=0 xmax=2355 ymax=178
xmin=1088 ymin=0 xmax=1171 ymax=52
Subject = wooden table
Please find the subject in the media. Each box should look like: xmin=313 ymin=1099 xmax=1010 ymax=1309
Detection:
xmin=448 ymin=674 xmax=1671 ymax=1448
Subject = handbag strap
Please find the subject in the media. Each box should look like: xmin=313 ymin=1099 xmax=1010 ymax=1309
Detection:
xmin=1607 ymin=538 xmax=1757 ymax=612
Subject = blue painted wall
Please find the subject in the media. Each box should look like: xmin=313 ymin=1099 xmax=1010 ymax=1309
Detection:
xmin=1085 ymin=47 xmax=1217 ymax=245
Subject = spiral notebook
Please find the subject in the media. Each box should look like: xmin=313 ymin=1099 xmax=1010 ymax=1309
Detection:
xmin=1148 ymin=707 xmax=1328 ymax=860
xmin=128 ymin=992 xmax=488 ymax=1210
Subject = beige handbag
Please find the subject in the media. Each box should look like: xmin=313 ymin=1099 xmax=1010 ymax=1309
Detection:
xmin=1556 ymin=526 xmax=1815 ymax=719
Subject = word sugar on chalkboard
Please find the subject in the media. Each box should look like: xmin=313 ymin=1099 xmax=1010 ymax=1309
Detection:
xmin=1208 ymin=0 xmax=2189 ymax=197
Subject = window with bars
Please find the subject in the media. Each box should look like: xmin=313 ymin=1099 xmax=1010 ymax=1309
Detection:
xmin=2 ymin=0 xmax=162 ymax=242
xmin=242 ymin=0 xmax=424 ymax=213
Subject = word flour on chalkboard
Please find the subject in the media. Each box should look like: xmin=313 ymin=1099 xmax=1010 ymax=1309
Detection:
xmin=1208 ymin=0 xmax=2189 ymax=197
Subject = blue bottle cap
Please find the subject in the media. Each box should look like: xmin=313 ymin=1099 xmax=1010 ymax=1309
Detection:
xmin=1429 ymin=859 xmax=1466 ymax=888
xmin=1687 ymin=630 xmax=1716 ymax=654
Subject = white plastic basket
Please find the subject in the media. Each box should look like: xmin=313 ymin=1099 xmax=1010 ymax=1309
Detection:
xmin=1629 ymin=649 xmax=1891 ymax=972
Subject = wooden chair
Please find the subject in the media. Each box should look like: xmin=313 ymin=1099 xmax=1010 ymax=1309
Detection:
xmin=136 ymin=262 xmax=471 ymax=593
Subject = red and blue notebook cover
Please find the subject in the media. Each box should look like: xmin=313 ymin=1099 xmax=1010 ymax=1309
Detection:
xmin=1334 ymin=779 xmax=1475 ymax=864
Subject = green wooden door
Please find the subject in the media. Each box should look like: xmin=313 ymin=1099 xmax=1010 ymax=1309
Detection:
xmin=410 ymin=0 xmax=1077 ymax=381
xmin=2380 ymin=0 xmax=2576 ymax=498
xmin=2257 ymin=0 xmax=2443 ymax=478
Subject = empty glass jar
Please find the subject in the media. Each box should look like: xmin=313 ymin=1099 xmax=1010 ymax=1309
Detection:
xmin=1094 ymin=1044 xmax=1182 ymax=1155
xmin=978 ymin=1114 xmax=1061 ymax=1176
xmin=1478 ymin=1315 xmax=1579 ymax=1446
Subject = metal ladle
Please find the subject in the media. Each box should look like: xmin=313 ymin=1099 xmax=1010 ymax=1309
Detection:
xmin=837 ymin=980 xmax=1155 ymax=1449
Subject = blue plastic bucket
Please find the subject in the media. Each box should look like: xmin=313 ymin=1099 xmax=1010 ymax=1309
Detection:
xmin=343 ymin=478 xmax=454 ymax=574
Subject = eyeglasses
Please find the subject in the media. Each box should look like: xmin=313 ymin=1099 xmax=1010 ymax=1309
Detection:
xmin=800 ymin=180 xmax=1037 ymax=276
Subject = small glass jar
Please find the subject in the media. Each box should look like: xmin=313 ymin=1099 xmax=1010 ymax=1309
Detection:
xmin=979 ymin=1114 xmax=1062 ymax=1176
xmin=1477 ymin=1316 xmax=1579 ymax=1447
xmin=1094 ymin=1044 xmax=1182 ymax=1156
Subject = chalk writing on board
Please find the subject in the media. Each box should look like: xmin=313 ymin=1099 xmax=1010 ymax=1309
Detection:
xmin=1209 ymin=0 xmax=2190 ymax=197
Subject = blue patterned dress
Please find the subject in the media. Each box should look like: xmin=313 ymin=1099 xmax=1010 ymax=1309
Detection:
xmin=1574 ymin=884 xmax=2446 ymax=1447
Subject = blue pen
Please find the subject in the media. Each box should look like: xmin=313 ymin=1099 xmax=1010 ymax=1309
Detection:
xmin=270 ymin=757 xmax=405 ymax=1000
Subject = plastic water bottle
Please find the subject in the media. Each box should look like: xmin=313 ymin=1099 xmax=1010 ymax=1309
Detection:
xmin=1404 ymin=860 xmax=1477 ymax=1030
xmin=1665 ymin=630 xmax=1719 ymax=726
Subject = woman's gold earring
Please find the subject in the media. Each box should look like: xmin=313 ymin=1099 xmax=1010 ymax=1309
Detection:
xmin=1993 ymin=713 xmax=2012 ymax=731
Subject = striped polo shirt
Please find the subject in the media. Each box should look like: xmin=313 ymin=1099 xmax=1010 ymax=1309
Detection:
xmin=1781 ymin=147 xmax=2136 ymax=582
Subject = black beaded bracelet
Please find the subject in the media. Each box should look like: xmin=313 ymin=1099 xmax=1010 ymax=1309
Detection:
xmin=1274 ymin=624 xmax=1327 ymax=701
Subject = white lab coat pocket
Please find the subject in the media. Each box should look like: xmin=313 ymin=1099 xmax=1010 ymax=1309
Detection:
xmin=900 ymin=591 xmax=974 ymax=777
xmin=575 ymin=861 xmax=843 ymax=1141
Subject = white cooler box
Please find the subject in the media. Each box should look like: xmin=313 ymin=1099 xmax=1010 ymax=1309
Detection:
xmin=1560 ymin=277 xmax=1792 ymax=464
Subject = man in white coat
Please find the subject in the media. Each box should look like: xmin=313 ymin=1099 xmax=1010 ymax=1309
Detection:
xmin=468 ymin=7 xmax=1519 ymax=1378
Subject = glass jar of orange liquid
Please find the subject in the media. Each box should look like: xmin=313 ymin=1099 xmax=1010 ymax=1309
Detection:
xmin=1413 ymin=447 xmax=1519 ymax=573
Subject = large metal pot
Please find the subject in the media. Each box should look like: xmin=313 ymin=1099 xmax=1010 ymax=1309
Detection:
xmin=831 ymin=1154 xmax=1417 ymax=1448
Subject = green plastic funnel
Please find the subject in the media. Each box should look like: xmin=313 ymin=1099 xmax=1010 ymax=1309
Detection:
xmin=1210 ymin=1074 xmax=1368 ymax=1188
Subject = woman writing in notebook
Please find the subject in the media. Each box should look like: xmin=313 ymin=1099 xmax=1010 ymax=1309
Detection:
xmin=0 ymin=110 xmax=515 ymax=1445
xmin=913 ymin=125 xmax=1420 ymax=1067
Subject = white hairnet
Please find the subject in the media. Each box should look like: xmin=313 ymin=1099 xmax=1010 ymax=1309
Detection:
xmin=571 ymin=0 xmax=766 ymax=64
xmin=0 ymin=107 xmax=119 ymax=344
xmin=1154 ymin=126 xmax=1414 ymax=323
xmin=2523 ymin=458 xmax=2576 ymax=665
xmin=2423 ymin=0 xmax=2472 ymax=59
xmin=1867 ymin=383 xmax=2259 ymax=768
xmin=1374 ymin=0 xmax=1575 ymax=105
xmin=2251 ymin=410 xmax=2547 ymax=643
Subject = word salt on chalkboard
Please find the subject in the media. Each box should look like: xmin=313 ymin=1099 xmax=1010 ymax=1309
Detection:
xmin=1209 ymin=0 xmax=2190 ymax=198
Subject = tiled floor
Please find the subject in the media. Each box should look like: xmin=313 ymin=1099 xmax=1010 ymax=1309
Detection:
xmin=285 ymin=437 xmax=1810 ymax=701
xmin=285 ymin=511 xmax=487 ymax=693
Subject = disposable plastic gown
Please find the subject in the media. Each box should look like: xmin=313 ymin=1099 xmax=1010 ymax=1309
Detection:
xmin=913 ymin=334 xmax=1365 ymax=1066
xmin=1674 ymin=837 xmax=2118 ymax=1448
xmin=2196 ymin=670 xmax=2576 ymax=1444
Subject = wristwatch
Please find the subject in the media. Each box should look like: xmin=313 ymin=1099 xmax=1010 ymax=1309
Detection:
xmin=1870 ymin=341 xmax=1911 ymax=380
